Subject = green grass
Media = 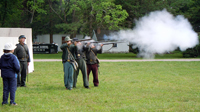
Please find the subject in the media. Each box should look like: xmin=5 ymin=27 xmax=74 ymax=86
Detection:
xmin=33 ymin=51 xmax=185 ymax=59
xmin=1 ymin=61 xmax=200 ymax=111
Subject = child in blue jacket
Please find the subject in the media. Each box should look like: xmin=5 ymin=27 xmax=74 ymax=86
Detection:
xmin=0 ymin=43 xmax=20 ymax=106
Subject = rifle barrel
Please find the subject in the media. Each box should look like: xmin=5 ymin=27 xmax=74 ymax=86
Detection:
xmin=79 ymin=39 xmax=92 ymax=42
xmin=90 ymin=41 xmax=99 ymax=43
xmin=102 ymin=42 xmax=116 ymax=45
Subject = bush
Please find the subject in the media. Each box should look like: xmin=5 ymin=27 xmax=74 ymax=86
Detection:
xmin=182 ymin=45 xmax=200 ymax=58
xmin=182 ymin=33 xmax=200 ymax=58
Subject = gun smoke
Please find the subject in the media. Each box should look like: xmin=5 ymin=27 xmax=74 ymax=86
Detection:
xmin=106 ymin=9 xmax=199 ymax=58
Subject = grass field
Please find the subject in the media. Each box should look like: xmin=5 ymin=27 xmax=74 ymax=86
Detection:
xmin=1 ymin=61 xmax=200 ymax=111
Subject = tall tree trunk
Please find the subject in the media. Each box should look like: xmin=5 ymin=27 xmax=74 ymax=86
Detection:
xmin=2 ymin=1 xmax=8 ymax=26
xmin=60 ymin=0 xmax=66 ymax=20
xmin=89 ymin=14 xmax=93 ymax=37
xmin=97 ymin=27 xmax=101 ymax=34
xmin=71 ymin=9 xmax=76 ymax=38
xmin=49 ymin=0 xmax=53 ymax=43
xmin=30 ymin=0 xmax=35 ymax=23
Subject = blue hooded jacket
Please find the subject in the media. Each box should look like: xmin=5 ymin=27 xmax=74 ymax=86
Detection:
xmin=0 ymin=53 xmax=20 ymax=78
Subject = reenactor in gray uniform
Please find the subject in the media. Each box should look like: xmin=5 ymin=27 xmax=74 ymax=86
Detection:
xmin=14 ymin=35 xmax=30 ymax=87
xmin=72 ymin=38 xmax=90 ymax=89
xmin=85 ymin=43 xmax=103 ymax=87
xmin=60 ymin=36 xmax=77 ymax=90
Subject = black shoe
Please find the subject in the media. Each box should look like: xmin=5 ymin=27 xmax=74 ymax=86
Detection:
xmin=2 ymin=103 xmax=8 ymax=106
xmin=68 ymin=88 xmax=73 ymax=90
xmin=21 ymin=85 xmax=26 ymax=87
xmin=85 ymin=86 xmax=90 ymax=89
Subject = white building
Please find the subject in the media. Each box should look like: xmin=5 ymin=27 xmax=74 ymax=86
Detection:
xmin=35 ymin=34 xmax=129 ymax=53
xmin=0 ymin=28 xmax=34 ymax=74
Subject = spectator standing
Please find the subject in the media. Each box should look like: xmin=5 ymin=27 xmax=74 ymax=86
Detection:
xmin=14 ymin=35 xmax=30 ymax=87
xmin=0 ymin=43 xmax=20 ymax=106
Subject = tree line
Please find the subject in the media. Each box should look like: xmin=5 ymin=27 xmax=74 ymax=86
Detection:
xmin=0 ymin=0 xmax=199 ymax=43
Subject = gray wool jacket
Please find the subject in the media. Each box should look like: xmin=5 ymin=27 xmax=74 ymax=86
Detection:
xmin=85 ymin=46 xmax=98 ymax=64
xmin=14 ymin=43 xmax=30 ymax=62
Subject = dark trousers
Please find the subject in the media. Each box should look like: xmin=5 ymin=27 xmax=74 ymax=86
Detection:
xmin=17 ymin=61 xmax=27 ymax=86
xmin=2 ymin=77 xmax=17 ymax=104
xmin=73 ymin=59 xmax=89 ymax=87
xmin=87 ymin=64 xmax=99 ymax=86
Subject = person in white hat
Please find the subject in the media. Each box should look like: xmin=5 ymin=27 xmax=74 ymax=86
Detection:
xmin=0 ymin=43 xmax=20 ymax=106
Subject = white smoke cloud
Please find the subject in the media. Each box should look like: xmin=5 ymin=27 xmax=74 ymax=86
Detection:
xmin=107 ymin=9 xmax=199 ymax=58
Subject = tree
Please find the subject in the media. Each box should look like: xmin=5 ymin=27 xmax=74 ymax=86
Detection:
xmin=28 ymin=0 xmax=61 ymax=43
xmin=114 ymin=0 xmax=192 ymax=28
xmin=53 ymin=0 xmax=128 ymax=38
xmin=0 ymin=0 xmax=23 ymax=27
xmin=179 ymin=0 xmax=200 ymax=32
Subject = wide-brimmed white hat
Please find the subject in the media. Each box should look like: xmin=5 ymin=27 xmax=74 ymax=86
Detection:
xmin=3 ymin=43 xmax=16 ymax=50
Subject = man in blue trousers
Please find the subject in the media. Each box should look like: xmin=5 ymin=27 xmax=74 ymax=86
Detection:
xmin=60 ymin=36 xmax=77 ymax=90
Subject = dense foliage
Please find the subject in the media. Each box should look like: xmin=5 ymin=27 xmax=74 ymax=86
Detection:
xmin=1 ymin=0 xmax=199 ymax=34
xmin=0 ymin=0 xmax=200 ymax=57
xmin=183 ymin=34 xmax=200 ymax=58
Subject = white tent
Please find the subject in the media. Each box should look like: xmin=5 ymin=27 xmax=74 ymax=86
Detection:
xmin=0 ymin=28 xmax=34 ymax=74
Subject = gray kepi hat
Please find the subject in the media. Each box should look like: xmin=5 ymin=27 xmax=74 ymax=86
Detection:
xmin=65 ymin=36 xmax=72 ymax=41
xmin=19 ymin=35 xmax=26 ymax=39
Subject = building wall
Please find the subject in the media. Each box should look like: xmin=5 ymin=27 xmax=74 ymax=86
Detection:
xmin=35 ymin=34 xmax=129 ymax=53
xmin=102 ymin=42 xmax=129 ymax=53
xmin=35 ymin=34 xmax=84 ymax=52
xmin=0 ymin=28 xmax=34 ymax=73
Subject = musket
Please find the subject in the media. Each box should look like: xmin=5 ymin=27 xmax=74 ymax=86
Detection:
xmin=100 ymin=42 xmax=123 ymax=47
xmin=101 ymin=42 xmax=124 ymax=51
xmin=102 ymin=42 xmax=118 ymax=47
xmin=85 ymin=41 xmax=122 ymax=47
xmin=83 ymin=41 xmax=99 ymax=45
xmin=88 ymin=41 xmax=123 ymax=44
xmin=102 ymin=42 xmax=118 ymax=45
xmin=88 ymin=41 xmax=99 ymax=43
xmin=72 ymin=38 xmax=92 ymax=42
xmin=27 ymin=64 xmax=28 ymax=82
xmin=78 ymin=38 xmax=92 ymax=42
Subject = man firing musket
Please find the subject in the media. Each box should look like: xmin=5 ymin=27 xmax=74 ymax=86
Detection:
xmin=85 ymin=42 xmax=103 ymax=87
xmin=72 ymin=38 xmax=90 ymax=89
